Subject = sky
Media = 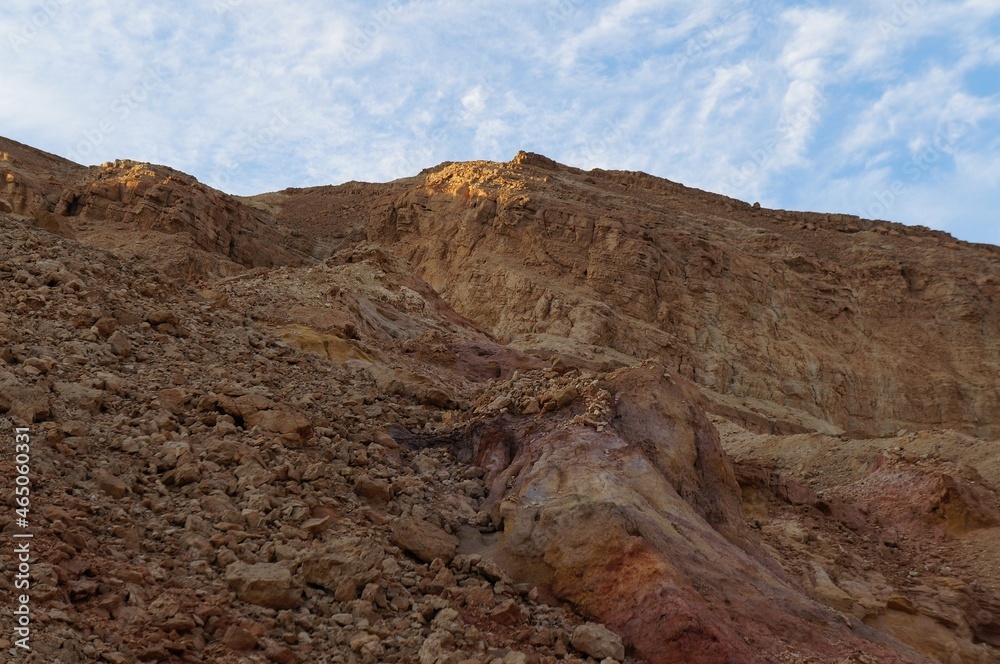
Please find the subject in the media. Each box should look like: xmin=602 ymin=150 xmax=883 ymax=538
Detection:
xmin=2 ymin=0 xmax=998 ymax=246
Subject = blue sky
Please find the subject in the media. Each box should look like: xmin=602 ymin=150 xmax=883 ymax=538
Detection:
xmin=2 ymin=0 xmax=998 ymax=246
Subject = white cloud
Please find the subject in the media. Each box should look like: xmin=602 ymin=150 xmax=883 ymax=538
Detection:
xmin=0 ymin=0 xmax=997 ymax=244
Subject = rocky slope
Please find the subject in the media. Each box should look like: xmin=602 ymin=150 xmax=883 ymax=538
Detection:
xmin=1 ymin=138 xmax=998 ymax=663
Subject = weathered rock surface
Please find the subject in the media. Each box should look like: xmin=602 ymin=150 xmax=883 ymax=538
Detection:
xmin=570 ymin=623 xmax=625 ymax=661
xmin=452 ymin=362 xmax=923 ymax=663
xmin=225 ymin=562 xmax=301 ymax=609
xmin=391 ymin=516 xmax=459 ymax=564
xmin=261 ymin=151 xmax=1000 ymax=439
xmin=0 ymin=135 xmax=318 ymax=280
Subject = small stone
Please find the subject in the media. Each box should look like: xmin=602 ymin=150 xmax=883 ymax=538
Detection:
xmin=354 ymin=474 xmax=391 ymax=502
xmin=245 ymin=409 xmax=313 ymax=443
xmin=157 ymin=388 xmax=189 ymax=415
xmin=372 ymin=430 xmax=399 ymax=448
xmin=301 ymin=516 xmax=332 ymax=535
xmin=475 ymin=559 xmax=511 ymax=584
xmin=490 ymin=599 xmax=529 ymax=626
xmin=418 ymin=629 xmax=455 ymax=664
xmin=264 ymin=644 xmax=299 ymax=664
xmin=147 ymin=310 xmax=178 ymax=326
xmin=94 ymin=316 xmax=118 ymax=338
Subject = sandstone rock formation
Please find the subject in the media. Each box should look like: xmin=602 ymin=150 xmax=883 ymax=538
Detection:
xmin=1 ymin=136 xmax=998 ymax=663
xmin=259 ymin=151 xmax=1000 ymax=439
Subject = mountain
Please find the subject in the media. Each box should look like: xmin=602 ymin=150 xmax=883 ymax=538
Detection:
xmin=1 ymin=136 xmax=998 ymax=663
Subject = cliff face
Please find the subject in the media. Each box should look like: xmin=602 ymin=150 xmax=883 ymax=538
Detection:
xmin=261 ymin=151 xmax=1000 ymax=439
xmin=0 ymin=136 xmax=318 ymax=279
xmin=2 ymin=137 xmax=999 ymax=663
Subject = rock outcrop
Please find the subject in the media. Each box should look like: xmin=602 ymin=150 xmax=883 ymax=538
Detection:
xmin=445 ymin=362 xmax=928 ymax=663
xmin=260 ymin=152 xmax=1000 ymax=438
xmin=1 ymin=136 xmax=318 ymax=279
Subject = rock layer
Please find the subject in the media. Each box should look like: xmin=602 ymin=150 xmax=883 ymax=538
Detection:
xmin=450 ymin=362 xmax=924 ymax=663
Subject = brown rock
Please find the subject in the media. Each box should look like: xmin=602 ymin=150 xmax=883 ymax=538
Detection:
xmin=373 ymin=430 xmax=399 ymax=448
xmin=490 ymin=599 xmax=529 ymax=626
xmin=353 ymin=474 xmax=391 ymax=502
xmin=10 ymin=388 xmax=51 ymax=424
xmin=107 ymin=330 xmax=132 ymax=357
xmin=225 ymin=562 xmax=301 ymax=609
xmin=245 ymin=409 xmax=313 ymax=442
xmin=147 ymin=310 xmax=178 ymax=327
xmin=301 ymin=515 xmax=332 ymax=535
xmin=94 ymin=316 xmax=118 ymax=338
xmin=264 ymin=644 xmax=300 ymax=664
xmin=157 ymin=388 xmax=189 ymax=415
xmin=54 ymin=381 xmax=104 ymax=414
xmin=391 ymin=516 xmax=459 ymax=564
xmin=94 ymin=468 xmax=128 ymax=499
xmin=165 ymin=463 xmax=201 ymax=486
xmin=221 ymin=625 xmax=258 ymax=651
xmin=540 ymin=385 xmax=579 ymax=412
xmin=299 ymin=536 xmax=384 ymax=591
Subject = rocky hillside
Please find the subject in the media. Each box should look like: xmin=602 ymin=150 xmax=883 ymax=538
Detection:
xmin=1 ymin=137 xmax=999 ymax=663
xmin=254 ymin=151 xmax=1000 ymax=439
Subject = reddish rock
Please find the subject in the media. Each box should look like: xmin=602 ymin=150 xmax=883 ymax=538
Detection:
xmin=222 ymin=625 xmax=258 ymax=651
xmin=469 ymin=363 xmax=913 ymax=663
xmin=491 ymin=599 xmax=529 ymax=626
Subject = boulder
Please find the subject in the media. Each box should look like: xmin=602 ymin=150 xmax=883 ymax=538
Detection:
xmin=391 ymin=517 xmax=458 ymax=564
xmin=225 ymin=562 xmax=300 ymax=609
xmin=299 ymin=537 xmax=384 ymax=591
xmin=93 ymin=468 xmax=129 ymax=499
xmin=570 ymin=623 xmax=625 ymax=661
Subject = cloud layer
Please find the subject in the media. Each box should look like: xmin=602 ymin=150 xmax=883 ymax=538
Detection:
xmin=2 ymin=0 xmax=998 ymax=245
